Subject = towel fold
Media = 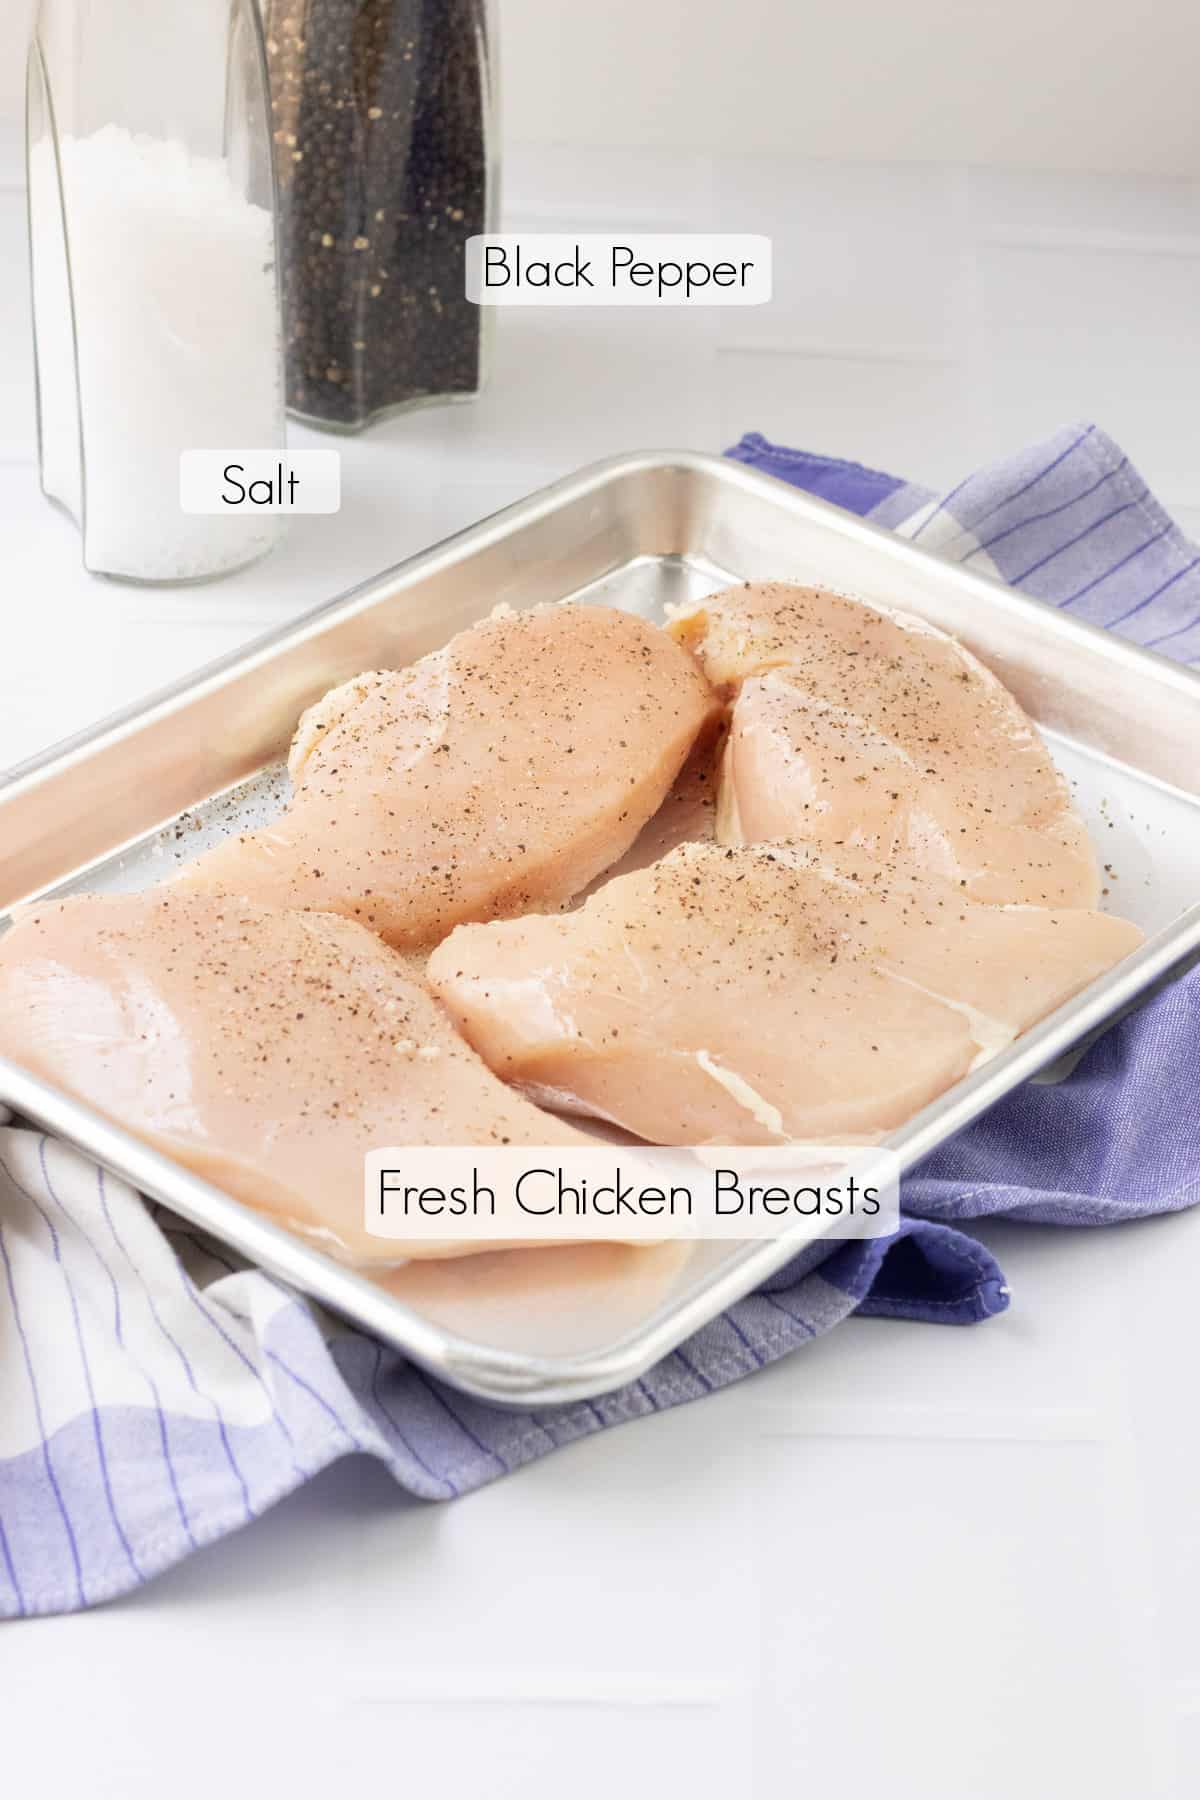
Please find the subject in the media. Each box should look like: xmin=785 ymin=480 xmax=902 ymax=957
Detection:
xmin=3 ymin=420 xmax=1196 ymax=1619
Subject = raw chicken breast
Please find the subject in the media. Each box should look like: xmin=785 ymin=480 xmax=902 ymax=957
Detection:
xmin=670 ymin=582 xmax=1099 ymax=907
xmin=179 ymin=603 xmax=718 ymax=948
xmin=0 ymin=891 xmax=592 ymax=1265
xmin=575 ymin=729 xmax=722 ymax=898
xmin=428 ymin=843 xmax=1143 ymax=1145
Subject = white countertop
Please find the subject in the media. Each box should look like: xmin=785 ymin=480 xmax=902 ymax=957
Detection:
xmin=2 ymin=142 xmax=1200 ymax=1797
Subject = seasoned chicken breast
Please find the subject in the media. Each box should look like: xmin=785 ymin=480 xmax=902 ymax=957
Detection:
xmin=428 ymin=843 xmax=1143 ymax=1145
xmin=575 ymin=729 xmax=722 ymax=898
xmin=670 ymin=582 xmax=1099 ymax=907
xmin=179 ymin=603 xmax=719 ymax=948
xmin=0 ymin=891 xmax=592 ymax=1265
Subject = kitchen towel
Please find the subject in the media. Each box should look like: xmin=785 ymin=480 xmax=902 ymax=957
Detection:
xmin=2 ymin=420 xmax=1197 ymax=1619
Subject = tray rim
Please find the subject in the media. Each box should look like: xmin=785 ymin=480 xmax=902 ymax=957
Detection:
xmin=3 ymin=447 xmax=1200 ymax=1407
xmin=7 ymin=446 xmax=1200 ymax=804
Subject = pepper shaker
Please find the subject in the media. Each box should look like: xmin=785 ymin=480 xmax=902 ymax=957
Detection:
xmin=26 ymin=0 xmax=286 ymax=583
xmin=263 ymin=0 xmax=496 ymax=432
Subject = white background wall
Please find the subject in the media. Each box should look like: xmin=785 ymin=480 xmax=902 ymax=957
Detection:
xmin=498 ymin=0 xmax=1198 ymax=176
xmin=1 ymin=0 xmax=1197 ymax=175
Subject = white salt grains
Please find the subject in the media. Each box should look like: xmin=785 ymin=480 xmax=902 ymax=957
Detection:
xmin=31 ymin=126 xmax=285 ymax=582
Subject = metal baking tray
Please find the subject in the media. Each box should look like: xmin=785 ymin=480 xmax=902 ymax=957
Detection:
xmin=3 ymin=450 xmax=1200 ymax=1407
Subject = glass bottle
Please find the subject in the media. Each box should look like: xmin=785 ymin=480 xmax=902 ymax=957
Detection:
xmin=26 ymin=0 xmax=286 ymax=583
xmin=261 ymin=0 xmax=497 ymax=432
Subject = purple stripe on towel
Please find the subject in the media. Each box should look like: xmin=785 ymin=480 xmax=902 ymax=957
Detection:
xmin=1011 ymin=492 xmax=1150 ymax=586
xmin=366 ymin=1342 xmax=458 ymax=1497
xmin=1060 ymin=521 xmax=1175 ymax=610
xmin=963 ymin=459 xmax=1127 ymax=563
xmin=412 ymin=1368 xmax=510 ymax=1474
xmin=907 ymin=466 xmax=980 ymax=543
xmin=723 ymin=1311 xmax=767 ymax=1368
xmin=34 ymin=1141 xmax=143 ymax=1584
xmin=0 ymin=1220 xmax=86 ymax=1608
xmin=0 ymin=1510 xmax=25 ymax=1617
xmin=1139 ymin=561 xmax=1200 ymax=643
xmin=261 ymin=1346 xmax=365 ymax=1455
xmin=147 ymin=1265 xmax=256 ymax=1518
xmin=159 ymin=1223 xmax=314 ymax=1487
xmin=961 ymin=422 xmax=1097 ymax=541
xmin=94 ymin=1170 xmax=196 ymax=1547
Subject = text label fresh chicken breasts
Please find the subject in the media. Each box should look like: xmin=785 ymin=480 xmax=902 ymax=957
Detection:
xmin=367 ymin=1147 xmax=900 ymax=1243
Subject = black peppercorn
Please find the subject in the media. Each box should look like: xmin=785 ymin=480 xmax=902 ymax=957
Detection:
xmin=263 ymin=0 xmax=492 ymax=431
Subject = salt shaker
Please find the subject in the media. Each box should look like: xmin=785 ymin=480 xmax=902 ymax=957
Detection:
xmin=26 ymin=0 xmax=287 ymax=583
xmin=262 ymin=0 xmax=496 ymax=431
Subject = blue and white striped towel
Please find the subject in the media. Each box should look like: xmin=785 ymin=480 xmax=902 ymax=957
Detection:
xmin=3 ymin=421 xmax=1199 ymax=1619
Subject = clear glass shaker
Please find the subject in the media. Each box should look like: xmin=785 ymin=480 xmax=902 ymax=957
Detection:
xmin=26 ymin=0 xmax=287 ymax=583
xmin=262 ymin=0 xmax=497 ymax=432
